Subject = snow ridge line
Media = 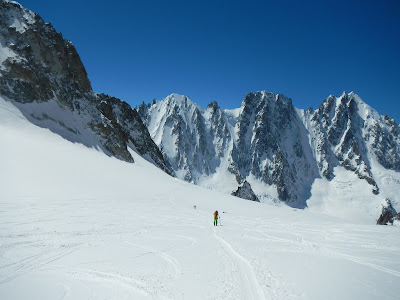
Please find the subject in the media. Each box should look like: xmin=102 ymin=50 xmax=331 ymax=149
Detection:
xmin=213 ymin=228 xmax=265 ymax=300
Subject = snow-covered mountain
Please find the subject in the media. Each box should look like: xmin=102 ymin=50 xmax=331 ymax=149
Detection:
xmin=0 ymin=0 xmax=172 ymax=174
xmin=138 ymin=92 xmax=400 ymax=210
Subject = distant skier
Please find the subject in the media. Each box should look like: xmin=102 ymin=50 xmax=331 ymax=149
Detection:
xmin=213 ymin=210 xmax=219 ymax=226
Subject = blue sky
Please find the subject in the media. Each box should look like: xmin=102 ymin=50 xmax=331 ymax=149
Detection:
xmin=18 ymin=0 xmax=400 ymax=119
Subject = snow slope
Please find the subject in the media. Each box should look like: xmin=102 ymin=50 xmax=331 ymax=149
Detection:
xmin=1 ymin=96 xmax=400 ymax=299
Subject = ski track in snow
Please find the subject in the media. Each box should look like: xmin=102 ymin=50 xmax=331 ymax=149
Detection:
xmin=213 ymin=228 xmax=265 ymax=300
xmin=60 ymin=283 xmax=71 ymax=300
xmin=241 ymin=217 xmax=400 ymax=278
xmin=0 ymin=246 xmax=81 ymax=285
xmin=326 ymin=251 xmax=400 ymax=277
xmin=125 ymin=241 xmax=182 ymax=277
xmin=212 ymin=215 xmax=302 ymax=300
xmin=66 ymin=267 xmax=149 ymax=297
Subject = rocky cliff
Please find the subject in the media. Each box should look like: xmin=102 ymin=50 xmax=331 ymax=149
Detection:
xmin=0 ymin=0 xmax=172 ymax=175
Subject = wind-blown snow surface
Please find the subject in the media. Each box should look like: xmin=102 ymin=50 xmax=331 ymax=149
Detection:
xmin=1 ymin=97 xmax=400 ymax=299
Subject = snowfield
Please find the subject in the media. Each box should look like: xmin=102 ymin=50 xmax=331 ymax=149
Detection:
xmin=1 ymin=96 xmax=400 ymax=299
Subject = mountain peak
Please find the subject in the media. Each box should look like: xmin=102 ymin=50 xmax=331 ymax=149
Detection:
xmin=0 ymin=0 xmax=92 ymax=103
xmin=1 ymin=0 xmax=37 ymax=33
xmin=165 ymin=93 xmax=188 ymax=102
xmin=206 ymin=100 xmax=220 ymax=111
xmin=163 ymin=93 xmax=199 ymax=110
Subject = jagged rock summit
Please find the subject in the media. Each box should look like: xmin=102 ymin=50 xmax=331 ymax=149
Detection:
xmin=0 ymin=0 xmax=172 ymax=175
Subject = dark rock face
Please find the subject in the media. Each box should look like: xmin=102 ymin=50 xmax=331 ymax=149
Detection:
xmin=367 ymin=115 xmax=400 ymax=172
xmin=96 ymin=94 xmax=173 ymax=175
xmin=0 ymin=1 xmax=172 ymax=175
xmin=307 ymin=92 xmax=400 ymax=196
xmin=231 ymin=92 xmax=319 ymax=206
xmin=377 ymin=199 xmax=397 ymax=225
xmin=207 ymin=101 xmax=231 ymax=157
xmin=307 ymin=93 xmax=386 ymax=194
xmin=0 ymin=1 xmax=91 ymax=106
xmin=231 ymin=181 xmax=259 ymax=202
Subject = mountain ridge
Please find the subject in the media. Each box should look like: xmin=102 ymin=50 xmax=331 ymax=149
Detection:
xmin=138 ymin=91 xmax=400 ymax=208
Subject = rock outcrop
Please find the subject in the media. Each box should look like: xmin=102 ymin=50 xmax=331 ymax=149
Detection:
xmin=231 ymin=181 xmax=259 ymax=202
xmin=377 ymin=199 xmax=397 ymax=225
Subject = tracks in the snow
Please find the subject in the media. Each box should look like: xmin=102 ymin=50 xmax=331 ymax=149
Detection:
xmin=213 ymin=227 xmax=265 ymax=300
xmin=67 ymin=267 xmax=149 ymax=296
xmin=0 ymin=246 xmax=81 ymax=285
xmin=125 ymin=240 xmax=182 ymax=276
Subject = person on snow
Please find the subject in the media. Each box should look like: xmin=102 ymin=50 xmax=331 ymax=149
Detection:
xmin=213 ymin=210 xmax=219 ymax=226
